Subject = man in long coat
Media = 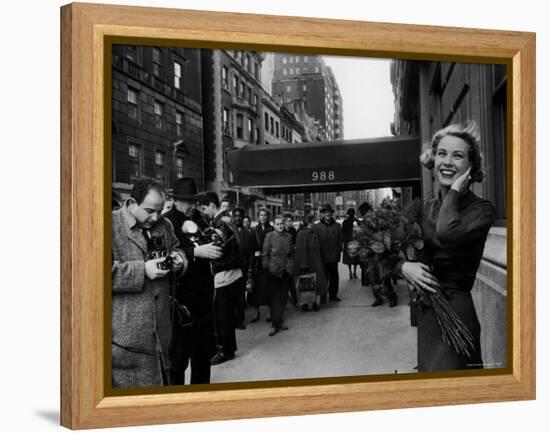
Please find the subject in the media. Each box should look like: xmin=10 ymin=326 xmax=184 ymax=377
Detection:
xmin=164 ymin=178 xmax=222 ymax=384
xmin=313 ymin=204 xmax=343 ymax=302
xmin=112 ymin=178 xmax=187 ymax=388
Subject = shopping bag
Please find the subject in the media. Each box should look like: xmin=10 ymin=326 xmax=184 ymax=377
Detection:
xmin=295 ymin=272 xmax=317 ymax=305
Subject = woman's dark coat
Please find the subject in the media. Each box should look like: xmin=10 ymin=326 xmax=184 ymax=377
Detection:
xmin=293 ymin=227 xmax=328 ymax=296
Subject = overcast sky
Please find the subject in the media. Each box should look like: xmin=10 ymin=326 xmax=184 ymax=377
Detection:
xmin=323 ymin=55 xmax=395 ymax=139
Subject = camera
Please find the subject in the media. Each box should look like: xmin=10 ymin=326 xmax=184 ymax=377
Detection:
xmin=148 ymin=235 xmax=176 ymax=270
xmin=182 ymin=220 xmax=227 ymax=248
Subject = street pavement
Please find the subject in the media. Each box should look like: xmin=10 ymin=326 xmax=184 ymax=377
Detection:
xmin=207 ymin=262 xmax=418 ymax=384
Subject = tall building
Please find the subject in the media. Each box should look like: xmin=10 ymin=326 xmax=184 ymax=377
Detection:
xmin=270 ymin=53 xmax=344 ymax=141
xmin=201 ymin=49 xmax=284 ymax=217
xmin=391 ymin=59 xmax=508 ymax=368
xmin=111 ymin=45 xmax=205 ymax=195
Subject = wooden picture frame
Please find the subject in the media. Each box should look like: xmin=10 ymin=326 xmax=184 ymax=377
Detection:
xmin=60 ymin=2 xmax=535 ymax=429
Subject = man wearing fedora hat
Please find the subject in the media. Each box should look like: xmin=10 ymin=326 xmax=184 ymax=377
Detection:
xmin=164 ymin=178 xmax=223 ymax=384
xmin=313 ymin=203 xmax=343 ymax=303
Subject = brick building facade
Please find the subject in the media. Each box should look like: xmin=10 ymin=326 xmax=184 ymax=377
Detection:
xmin=111 ymin=45 xmax=204 ymax=196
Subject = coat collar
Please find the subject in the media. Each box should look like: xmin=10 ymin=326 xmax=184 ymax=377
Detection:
xmin=119 ymin=201 xmax=148 ymax=254
xmin=320 ymin=217 xmax=336 ymax=226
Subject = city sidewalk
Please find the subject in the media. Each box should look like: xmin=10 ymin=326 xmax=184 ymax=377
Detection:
xmin=208 ymin=262 xmax=417 ymax=384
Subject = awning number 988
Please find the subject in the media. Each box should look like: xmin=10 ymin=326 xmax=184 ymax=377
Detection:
xmin=312 ymin=171 xmax=335 ymax=182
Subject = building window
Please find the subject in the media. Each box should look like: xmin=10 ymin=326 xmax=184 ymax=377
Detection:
xmin=176 ymin=156 xmax=184 ymax=179
xmin=176 ymin=111 xmax=184 ymax=136
xmin=282 ymin=57 xmax=287 ymax=64
xmin=233 ymin=75 xmax=238 ymax=94
xmin=286 ymin=85 xmax=291 ymax=92
xmin=223 ymin=108 xmax=230 ymax=135
xmin=315 ymin=66 xmax=320 ymax=73
xmin=222 ymin=66 xmax=229 ymax=90
xmin=155 ymin=151 xmax=165 ymax=184
xmin=154 ymin=101 xmax=164 ymax=129
xmin=128 ymin=143 xmax=142 ymax=178
xmin=248 ymin=118 xmax=253 ymax=142
xmin=289 ymin=57 xmax=294 ymax=64
xmin=264 ymin=112 xmax=269 ymax=129
xmin=256 ymin=128 xmax=260 ymax=144
xmin=127 ymin=88 xmax=139 ymax=120
xmin=174 ymin=61 xmax=182 ymax=89
xmin=152 ymin=48 xmax=162 ymax=77
xmin=289 ymin=68 xmax=294 ymax=75
xmin=295 ymin=56 xmax=300 ymax=62
xmin=236 ymin=114 xmax=244 ymax=139
xmin=253 ymin=94 xmax=258 ymax=107
xmin=245 ymin=54 xmax=250 ymax=71
xmin=239 ymin=80 xmax=245 ymax=97
xmin=303 ymin=84 xmax=307 ymax=91
xmin=254 ymin=62 xmax=259 ymax=80
xmin=125 ymin=46 xmax=140 ymax=63
xmin=283 ymin=68 xmax=287 ymax=76
xmin=270 ymin=117 xmax=274 ymax=135
xmin=275 ymin=121 xmax=279 ymax=138
xmin=304 ymin=56 xmax=308 ymax=62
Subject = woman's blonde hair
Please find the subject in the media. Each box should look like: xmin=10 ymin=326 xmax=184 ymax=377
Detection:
xmin=420 ymin=120 xmax=485 ymax=183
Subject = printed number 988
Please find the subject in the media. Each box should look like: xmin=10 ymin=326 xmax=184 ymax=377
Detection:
xmin=312 ymin=171 xmax=335 ymax=182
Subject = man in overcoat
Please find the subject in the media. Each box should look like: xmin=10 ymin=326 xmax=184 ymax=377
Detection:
xmin=313 ymin=204 xmax=343 ymax=302
xmin=163 ymin=178 xmax=223 ymax=384
xmin=111 ymin=178 xmax=187 ymax=388
xmin=231 ymin=207 xmax=256 ymax=328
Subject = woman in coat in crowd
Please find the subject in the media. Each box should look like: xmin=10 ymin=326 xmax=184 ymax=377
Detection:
xmin=262 ymin=215 xmax=294 ymax=336
xmin=249 ymin=208 xmax=274 ymax=322
xmin=294 ymin=214 xmax=327 ymax=312
xmin=341 ymin=208 xmax=360 ymax=280
xmin=398 ymin=121 xmax=495 ymax=372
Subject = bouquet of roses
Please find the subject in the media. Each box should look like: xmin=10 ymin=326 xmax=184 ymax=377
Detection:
xmin=348 ymin=198 xmax=474 ymax=356
xmin=347 ymin=198 xmax=424 ymax=283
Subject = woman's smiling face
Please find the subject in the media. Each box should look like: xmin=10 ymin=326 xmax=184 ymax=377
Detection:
xmin=434 ymin=135 xmax=471 ymax=187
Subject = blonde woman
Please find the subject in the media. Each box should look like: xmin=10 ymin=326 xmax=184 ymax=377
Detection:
xmin=398 ymin=121 xmax=496 ymax=371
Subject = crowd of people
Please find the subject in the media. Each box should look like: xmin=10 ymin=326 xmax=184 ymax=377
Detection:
xmin=111 ymin=175 xmax=361 ymax=388
xmin=111 ymin=120 xmax=496 ymax=389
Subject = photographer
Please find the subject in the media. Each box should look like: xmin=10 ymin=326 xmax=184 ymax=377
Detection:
xmin=111 ymin=178 xmax=187 ymax=389
xmin=199 ymin=192 xmax=243 ymax=366
xmin=164 ymin=178 xmax=223 ymax=385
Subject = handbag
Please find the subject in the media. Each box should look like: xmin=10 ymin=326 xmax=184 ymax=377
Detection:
xmin=295 ymin=272 xmax=317 ymax=304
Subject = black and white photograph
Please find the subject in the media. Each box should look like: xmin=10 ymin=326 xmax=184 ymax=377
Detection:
xmin=110 ymin=45 xmax=508 ymax=390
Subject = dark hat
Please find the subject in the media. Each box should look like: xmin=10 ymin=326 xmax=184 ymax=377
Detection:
xmin=172 ymin=178 xmax=198 ymax=201
xmin=320 ymin=203 xmax=334 ymax=213
xmin=197 ymin=191 xmax=220 ymax=208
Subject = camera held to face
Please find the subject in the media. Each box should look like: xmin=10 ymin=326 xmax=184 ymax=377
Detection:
xmin=182 ymin=220 xmax=227 ymax=248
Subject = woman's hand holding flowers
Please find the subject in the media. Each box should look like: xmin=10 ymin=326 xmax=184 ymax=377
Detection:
xmin=401 ymin=262 xmax=440 ymax=293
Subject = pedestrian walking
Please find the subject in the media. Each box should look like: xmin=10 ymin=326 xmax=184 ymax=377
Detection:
xmin=249 ymin=208 xmax=273 ymax=322
xmin=313 ymin=204 xmax=343 ymax=303
xmin=231 ymin=207 xmax=257 ymax=329
xmin=341 ymin=208 xmax=360 ymax=280
xmin=294 ymin=215 xmax=326 ymax=312
xmin=262 ymin=216 xmax=294 ymax=336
